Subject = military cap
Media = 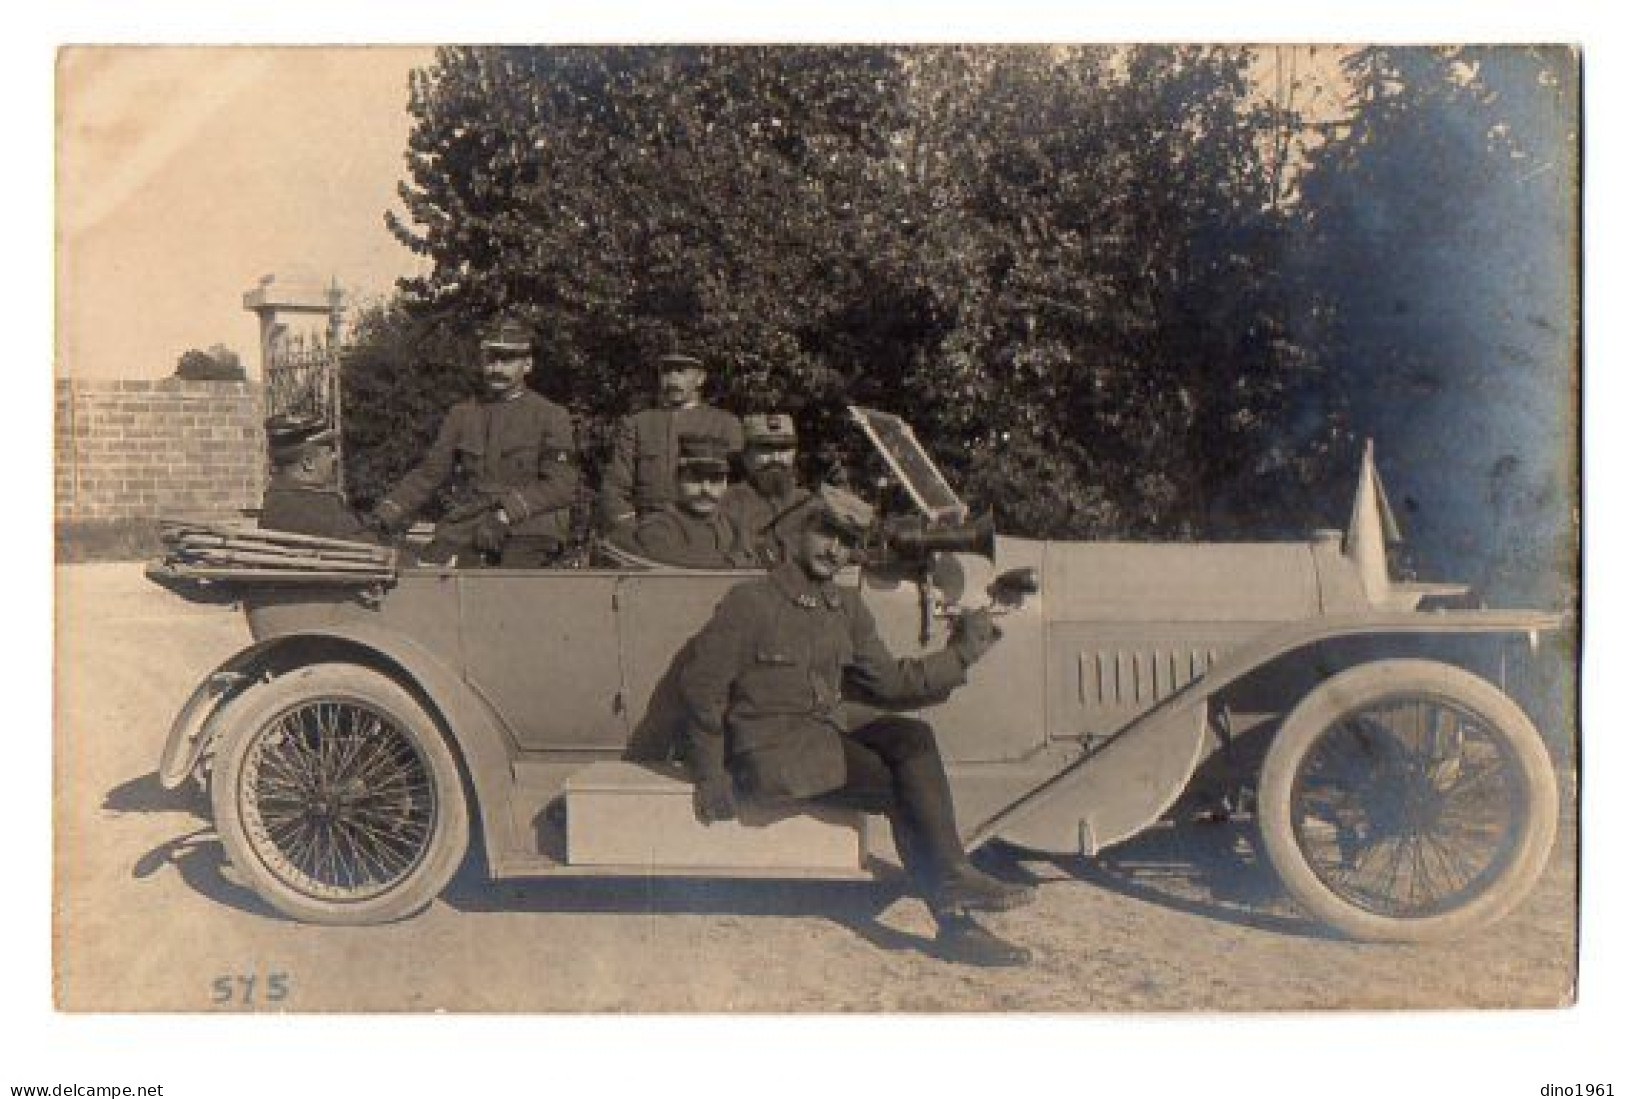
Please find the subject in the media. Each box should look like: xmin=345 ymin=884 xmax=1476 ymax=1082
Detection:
xmin=812 ymin=484 xmax=874 ymax=541
xmin=741 ymin=412 xmax=798 ymax=447
xmin=676 ymin=433 xmax=732 ymax=476
xmin=480 ymin=316 xmax=533 ymax=352
xmin=265 ymin=412 xmax=336 ymax=461
xmin=657 ymin=352 xmax=706 ymax=373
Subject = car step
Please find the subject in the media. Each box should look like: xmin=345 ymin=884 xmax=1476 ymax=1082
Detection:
xmin=563 ymin=761 xmax=873 ymax=875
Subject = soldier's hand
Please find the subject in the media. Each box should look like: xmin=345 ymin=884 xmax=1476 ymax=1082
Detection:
xmin=441 ymin=498 xmax=491 ymax=525
xmin=693 ymin=773 xmax=738 ymax=825
xmin=369 ymin=501 xmax=408 ymax=538
xmin=951 ymin=607 xmax=1003 ymax=667
xmin=473 ymin=512 xmax=510 ymax=557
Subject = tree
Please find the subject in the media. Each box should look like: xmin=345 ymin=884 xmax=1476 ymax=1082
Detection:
xmin=375 ymin=45 xmax=1338 ymax=539
xmin=1292 ymin=46 xmax=1578 ymax=605
xmin=338 ymin=300 xmax=482 ymax=509
xmin=174 ymin=344 xmax=245 ymax=382
xmin=388 ymin=47 xmax=911 ymax=469
xmin=859 ymin=46 xmax=1340 ymax=538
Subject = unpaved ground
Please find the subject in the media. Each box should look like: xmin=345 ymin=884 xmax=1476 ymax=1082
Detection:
xmin=54 ymin=564 xmax=1578 ymax=1012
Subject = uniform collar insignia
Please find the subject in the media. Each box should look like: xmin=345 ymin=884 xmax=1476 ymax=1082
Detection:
xmin=790 ymin=590 xmax=840 ymax=611
xmin=770 ymin=562 xmax=843 ymax=611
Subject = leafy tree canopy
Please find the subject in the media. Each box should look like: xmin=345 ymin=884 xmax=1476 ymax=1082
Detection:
xmin=370 ymin=44 xmax=1335 ymax=540
xmin=355 ymin=43 xmax=1575 ymax=598
xmin=174 ymin=344 xmax=245 ymax=382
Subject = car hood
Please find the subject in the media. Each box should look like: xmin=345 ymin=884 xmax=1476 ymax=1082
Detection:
xmin=1017 ymin=537 xmax=1323 ymax=623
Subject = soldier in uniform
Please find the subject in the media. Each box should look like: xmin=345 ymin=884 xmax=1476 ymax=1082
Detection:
xmin=615 ymin=434 xmax=754 ymax=568
xmin=717 ymin=411 xmax=811 ymax=565
xmin=258 ymin=413 xmax=373 ymax=542
xmin=370 ymin=317 xmax=577 ymax=567
xmin=677 ymin=485 xmax=1035 ymax=967
xmin=598 ymin=352 xmax=743 ymax=536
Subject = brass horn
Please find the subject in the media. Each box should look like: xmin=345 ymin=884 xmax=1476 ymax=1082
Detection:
xmin=883 ymin=511 xmax=997 ymax=562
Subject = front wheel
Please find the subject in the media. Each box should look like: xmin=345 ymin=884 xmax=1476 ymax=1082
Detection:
xmin=1258 ymin=659 xmax=1558 ymax=942
xmin=211 ymin=663 xmax=470 ymax=925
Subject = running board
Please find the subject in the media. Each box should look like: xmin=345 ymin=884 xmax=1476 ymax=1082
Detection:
xmin=561 ymin=761 xmax=873 ymax=875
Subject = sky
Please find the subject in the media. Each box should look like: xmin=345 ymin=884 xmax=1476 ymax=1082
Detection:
xmin=58 ymin=46 xmax=435 ymax=379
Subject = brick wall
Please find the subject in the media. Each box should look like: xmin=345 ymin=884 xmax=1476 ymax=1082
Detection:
xmin=55 ymin=378 xmax=267 ymax=521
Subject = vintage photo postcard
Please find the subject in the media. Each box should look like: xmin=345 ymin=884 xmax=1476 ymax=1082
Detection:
xmin=54 ymin=44 xmax=1579 ymax=1015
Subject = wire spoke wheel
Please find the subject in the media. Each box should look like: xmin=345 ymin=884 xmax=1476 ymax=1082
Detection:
xmin=241 ymin=699 xmax=438 ymax=902
xmin=1259 ymin=660 xmax=1557 ymax=942
xmin=1290 ymin=697 xmax=1515 ymax=919
xmin=212 ymin=664 xmax=469 ymax=925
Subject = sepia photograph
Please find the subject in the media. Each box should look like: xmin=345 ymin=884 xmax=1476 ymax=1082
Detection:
xmin=49 ymin=30 xmax=1585 ymax=1039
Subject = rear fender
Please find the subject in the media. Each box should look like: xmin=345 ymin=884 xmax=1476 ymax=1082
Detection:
xmin=157 ymin=639 xmax=280 ymax=790
xmin=160 ymin=625 xmax=520 ymax=871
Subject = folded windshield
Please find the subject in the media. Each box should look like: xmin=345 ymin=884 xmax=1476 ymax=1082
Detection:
xmin=847 ymin=406 xmax=968 ymax=525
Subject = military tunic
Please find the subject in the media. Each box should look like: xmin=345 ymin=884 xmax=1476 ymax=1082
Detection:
xmin=618 ymin=505 xmax=755 ymax=569
xmin=677 ymin=561 xmax=968 ymax=799
xmin=379 ymin=389 xmax=577 ymax=560
xmin=258 ymin=478 xmax=375 ymax=542
xmin=599 ymin=405 xmax=743 ymax=527
xmin=717 ymin=481 xmax=813 ymax=565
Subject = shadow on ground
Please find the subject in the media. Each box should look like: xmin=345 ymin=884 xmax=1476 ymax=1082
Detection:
xmin=130 ymin=826 xmax=286 ymax=922
xmin=1045 ymin=817 xmax=1332 ymax=940
xmin=104 ymin=772 xmax=206 ymax=817
xmin=113 ymin=771 xmax=288 ymax=922
xmin=439 ymin=846 xmax=945 ymax=955
xmin=114 ymin=764 xmax=1327 ymax=944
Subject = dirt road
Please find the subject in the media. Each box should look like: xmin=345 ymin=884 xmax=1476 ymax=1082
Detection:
xmin=54 ymin=563 xmax=1577 ymax=1012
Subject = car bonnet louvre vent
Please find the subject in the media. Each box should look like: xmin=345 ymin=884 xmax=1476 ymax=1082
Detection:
xmin=1078 ymin=648 xmax=1220 ymax=708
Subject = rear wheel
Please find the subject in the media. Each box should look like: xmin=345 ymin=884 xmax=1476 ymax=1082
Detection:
xmin=211 ymin=663 xmax=469 ymax=925
xmin=1258 ymin=659 xmax=1557 ymax=942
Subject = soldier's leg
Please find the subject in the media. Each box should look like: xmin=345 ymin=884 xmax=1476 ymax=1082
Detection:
xmin=835 ymin=717 xmax=1033 ymax=968
xmin=848 ymin=716 xmax=1035 ymax=916
xmin=814 ymin=735 xmax=931 ymax=887
xmin=844 ymin=716 xmax=964 ymax=896
xmin=421 ymin=517 xmax=482 ymax=567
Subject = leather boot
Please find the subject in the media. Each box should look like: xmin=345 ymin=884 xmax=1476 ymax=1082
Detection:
xmin=932 ymin=913 xmax=1032 ymax=968
xmin=934 ymin=862 xmax=1037 ymax=915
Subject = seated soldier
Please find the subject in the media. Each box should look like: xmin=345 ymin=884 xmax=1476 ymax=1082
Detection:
xmin=614 ymin=434 xmax=754 ymax=568
xmin=717 ymin=410 xmax=811 ymax=566
xmin=598 ymin=352 xmax=743 ymax=537
xmin=678 ymin=485 xmax=1034 ymax=967
xmin=258 ymin=413 xmax=373 ymax=542
xmin=370 ymin=317 xmax=577 ymax=567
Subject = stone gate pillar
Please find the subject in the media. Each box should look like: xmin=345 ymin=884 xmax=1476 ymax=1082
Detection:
xmin=241 ymin=271 xmax=347 ymax=381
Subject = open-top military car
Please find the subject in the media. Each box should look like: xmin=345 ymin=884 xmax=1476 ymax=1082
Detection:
xmin=147 ymin=408 xmax=1564 ymax=943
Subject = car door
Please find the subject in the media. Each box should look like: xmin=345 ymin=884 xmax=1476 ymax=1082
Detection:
xmin=458 ymin=570 xmax=628 ymax=750
xmin=614 ymin=569 xmax=754 ymax=728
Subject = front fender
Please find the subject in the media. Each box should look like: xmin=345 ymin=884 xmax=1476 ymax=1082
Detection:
xmin=972 ymin=608 xmax=1564 ymax=856
xmin=974 ymin=700 xmax=1209 ymax=856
